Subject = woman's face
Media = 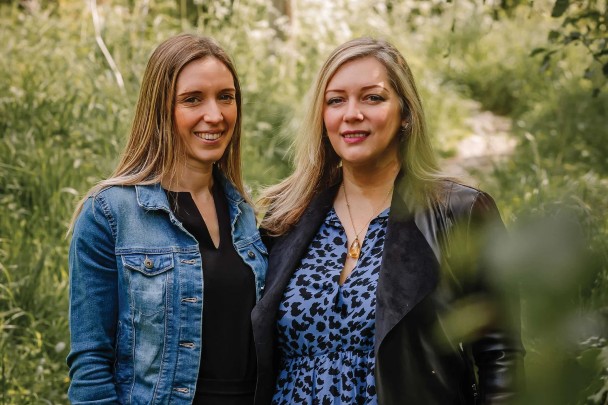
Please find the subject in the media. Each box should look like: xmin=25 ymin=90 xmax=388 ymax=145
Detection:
xmin=174 ymin=57 xmax=237 ymax=169
xmin=323 ymin=56 xmax=404 ymax=169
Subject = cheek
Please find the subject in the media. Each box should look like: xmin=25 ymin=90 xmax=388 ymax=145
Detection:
xmin=173 ymin=110 xmax=183 ymax=127
xmin=325 ymin=130 xmax=344 ymax=156
xmin=377 ymin=110 xmax=401 ymax=134
xmin=323 ymin=110 xmax=340 ymax=134
xmin=174 ymin=109 xmax=192 ymax=132
xmin=225 ymin=106 xmax=238 ymax=128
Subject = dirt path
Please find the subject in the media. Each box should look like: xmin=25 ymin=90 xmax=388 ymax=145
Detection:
xmin=442 ymin=108 xmax=516 ymax=182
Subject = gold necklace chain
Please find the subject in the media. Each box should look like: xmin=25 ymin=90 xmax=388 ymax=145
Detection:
xmin=342 ymin=183 xmax=393 ymax=259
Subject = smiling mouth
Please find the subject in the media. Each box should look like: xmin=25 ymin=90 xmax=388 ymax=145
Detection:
xmin=342 ymin=131 xmax=369 ymax=138
xmin=194 ymin=131 xmax=223 ymax=141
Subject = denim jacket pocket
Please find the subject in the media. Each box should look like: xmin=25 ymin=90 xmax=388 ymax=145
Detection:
xmin=122 ymin=252 xmax=175 ymax=317
xmin=123 ymin=253 xmax=174 ymax=276
xmin=121 ymin=252 xmax=175 ymax=389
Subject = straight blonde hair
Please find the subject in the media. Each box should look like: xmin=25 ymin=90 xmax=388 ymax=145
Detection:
xmin=69 ymin=34 xmax=246 ymax=231
xmin=260 ymin=37 xmax=446 ymax=236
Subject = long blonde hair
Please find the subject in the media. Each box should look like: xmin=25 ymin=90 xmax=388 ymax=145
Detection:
xmin=69 ymin=34 xmax=246 ymax=231
xmin=260 ymin=37 xmax=445 ymax=236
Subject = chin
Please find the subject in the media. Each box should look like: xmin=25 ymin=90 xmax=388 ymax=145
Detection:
xmin=339 ymin=154 xmax=374 ymax=166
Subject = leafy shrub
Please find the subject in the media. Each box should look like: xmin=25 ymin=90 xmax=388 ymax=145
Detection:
xmin=0 ymin=0 xmax=606 ymax=403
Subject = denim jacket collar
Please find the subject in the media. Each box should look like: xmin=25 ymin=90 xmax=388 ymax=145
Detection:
xmin=69 ymin=171 xmax=266 ymax=405
xmin=135 ymin=183 xmax=171 ymax=211
xmin=134 ymin=170 xmax=245 ymax=212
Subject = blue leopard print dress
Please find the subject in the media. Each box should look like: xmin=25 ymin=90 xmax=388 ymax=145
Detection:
xmin=272 ymin=207 xmax=389 ymax=404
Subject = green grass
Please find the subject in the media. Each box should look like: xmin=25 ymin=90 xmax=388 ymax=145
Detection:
xmin=1 ymin=0 xmax=606 ymax=403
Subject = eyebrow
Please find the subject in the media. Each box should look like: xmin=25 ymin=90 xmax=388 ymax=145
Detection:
xmin=177 ymin=87 xmax=236 ymax=97
xmin=325 ymin=84 xmax=388 ymax=94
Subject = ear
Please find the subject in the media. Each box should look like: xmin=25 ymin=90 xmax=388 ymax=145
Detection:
xmin=400 ymin=110 xmax=409 ymax=127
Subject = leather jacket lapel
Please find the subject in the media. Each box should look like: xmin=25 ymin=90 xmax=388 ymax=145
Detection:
xmin=254 ymin=183 xmax=340 ymax=321
xmin=252 ymin=184 xmax=341 ymax=405
xmin=255 ymin=180 xmax=441 ymax=355
xmin=375 ymin=186 xmax=441 ymax=353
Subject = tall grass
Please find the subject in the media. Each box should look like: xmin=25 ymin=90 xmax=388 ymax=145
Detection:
xmin=1 ymin=0 xmax=606 ymax=403
xmin=0 ymin=3 xmax=129 ymax=400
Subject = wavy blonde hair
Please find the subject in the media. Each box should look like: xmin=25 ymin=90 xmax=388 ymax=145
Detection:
xmin=260 ymin=37 xmax=445 ymax=236
xmin=69 ymin=34 xmax=246 ymax=231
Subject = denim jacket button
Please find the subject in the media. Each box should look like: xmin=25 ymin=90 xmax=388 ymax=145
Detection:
xmin=143 ymin=258 xmax=154 ymax=269
xmin=247 ymin=250 xmax=255 ymax=259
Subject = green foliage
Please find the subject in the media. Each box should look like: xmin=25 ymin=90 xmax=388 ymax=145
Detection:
xmin=0 ymin=0 xmax=606 ymax=403
xmin=0 ymin=3 xmax=129 ymax=401
xmin=393 ymin=2 xmax=608 ymax=403
xmin=541 ymin=0 xmax=607 ymax=94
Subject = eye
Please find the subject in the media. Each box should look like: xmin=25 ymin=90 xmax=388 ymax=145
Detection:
xmin=182 ymin=96 xmax=200 ymax=104
xmin=326 ymin=97 xmax=343 ymax=106
xmin=366 ymin=94 xmax=385 ymax=102
xmin=219 ymin=93 xmax=236 ymax=103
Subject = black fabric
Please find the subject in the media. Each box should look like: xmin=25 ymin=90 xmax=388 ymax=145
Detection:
xmin=166 ymin=182 xmax=255 ymax=405
xmin=252 ymin=180 xmax=524 ymax=405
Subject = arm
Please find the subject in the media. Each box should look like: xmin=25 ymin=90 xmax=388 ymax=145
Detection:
xmin=67 ymin=195 xmax=120 ymax=404
xmin=468 ymin=192 xmax=525 ymax=404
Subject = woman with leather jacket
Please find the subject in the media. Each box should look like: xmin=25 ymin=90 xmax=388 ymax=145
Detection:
xmin=67 ymin=34 xmax=267 ymax=404
xmin=253 ymin=37 xmax=523 ymax=404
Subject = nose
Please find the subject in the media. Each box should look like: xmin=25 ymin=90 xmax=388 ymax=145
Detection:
xmin=343 ymin=99 xmax=363 ymax=122
xmin=203 ymin=100 xmax=223 ymax=124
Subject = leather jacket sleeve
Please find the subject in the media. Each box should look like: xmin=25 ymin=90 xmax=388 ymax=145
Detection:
xmin=466 ymin=192 xmax=525 ymax=404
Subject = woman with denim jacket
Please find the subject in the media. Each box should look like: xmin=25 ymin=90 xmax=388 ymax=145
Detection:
xmin=253 ymin=37 xmax=524 ymax=404
xmin=67 ymin=34 xmax=267 ymax=405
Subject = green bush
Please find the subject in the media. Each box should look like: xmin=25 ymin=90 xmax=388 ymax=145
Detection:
xmin=1 ymin=0 xmax=606 ymax=403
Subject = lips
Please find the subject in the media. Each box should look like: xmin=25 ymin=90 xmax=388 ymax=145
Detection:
xmin=193 ymin=131 xmax=223 ymax=141
xmin=341 ymin=130 xmax=369 ymax=143
xmin=341 ymin=130 xmax=369 ymax=137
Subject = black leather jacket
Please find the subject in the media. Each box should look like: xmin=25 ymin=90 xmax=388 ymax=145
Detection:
xmin=252 ymin=180 xmax=524 ymax=405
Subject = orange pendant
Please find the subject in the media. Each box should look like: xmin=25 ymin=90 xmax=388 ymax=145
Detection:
xmin=348 ymin=237 xmax=361 ymax=259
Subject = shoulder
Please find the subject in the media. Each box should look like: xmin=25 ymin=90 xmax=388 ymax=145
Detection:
xmin=90 ymin=184 xmax=137 ymax=202
xmin=260 ymin=184 xmax=339 ymax=252
xmin=438 ymin=180 xmax=501 ymax=225
xmin=87 ymin=185 xmax=138 ymax=212
xmin=77 ymin=185 xmax=138 ymax=225
xmin=441 ymin=180 xmax=496 ymax=209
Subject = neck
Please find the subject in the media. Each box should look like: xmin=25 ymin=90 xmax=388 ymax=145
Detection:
xmin=161 ymin=163 xmax=215 ymax=194
xmin=341 ymin=158 xmax=400 ymax=197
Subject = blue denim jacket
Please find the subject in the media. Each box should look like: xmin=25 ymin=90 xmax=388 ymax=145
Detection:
xmin=67 ymin=175 xmax=267 ymax=404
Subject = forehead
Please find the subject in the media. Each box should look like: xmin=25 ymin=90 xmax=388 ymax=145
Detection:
xmin=326 ymin=56 xmax=390 ymax=90
xmin=176 ymin=57 xmax=234 ymax=90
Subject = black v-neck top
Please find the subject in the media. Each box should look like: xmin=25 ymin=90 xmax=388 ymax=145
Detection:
xmin=166 ymin=182 xmax=256 ymax=405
